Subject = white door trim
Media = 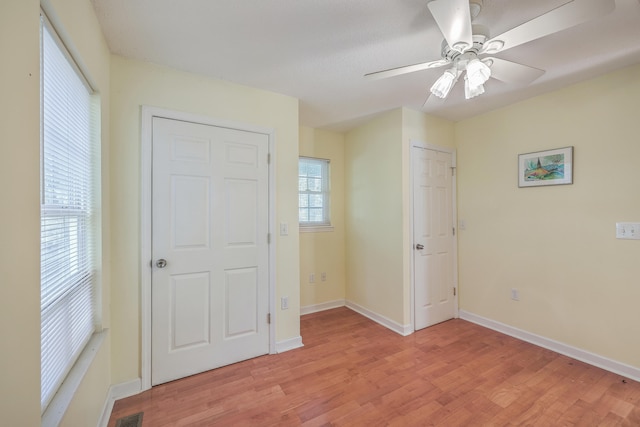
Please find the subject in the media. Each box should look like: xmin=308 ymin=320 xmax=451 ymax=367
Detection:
xmin=140 ymin=106 xmax=276 ymax=391
xmin=408 ymin=140 xmax=458 ymax=332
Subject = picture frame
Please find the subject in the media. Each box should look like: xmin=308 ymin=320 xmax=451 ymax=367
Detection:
xmin=518 ymin=146 xmax=573 ymax=187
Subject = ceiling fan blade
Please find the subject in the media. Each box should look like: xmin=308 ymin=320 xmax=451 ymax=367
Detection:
xmin=484 ymin=0 xmax=616 ymax=54
xmin=427 ymin=0 xmax=473 ymax=53
xmin=423 ymin=92 xmax=448 ymax=108
xmin=486 ymin=57 xmax=545 ymax=84
xmin=364 ymin=58 xmax=450 ymax=80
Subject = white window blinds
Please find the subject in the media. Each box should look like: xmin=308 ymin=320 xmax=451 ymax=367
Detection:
xmin=298 ymin=157 xmax=330 ymax=226
xmin=41 ymin=18 xmax=98 ymax=412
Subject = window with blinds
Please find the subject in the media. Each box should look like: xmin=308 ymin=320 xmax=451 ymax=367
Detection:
xmin=40 ymin=17 xmax=99 ymax=412
xmin=298 ymin=157 xmax=331 ymax=226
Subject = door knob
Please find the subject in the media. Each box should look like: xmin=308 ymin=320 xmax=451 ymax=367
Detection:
xmin=415 ymin=244 xmax=424 ymax=250
xmin=156 ymin=259 xmax=167 ymax=268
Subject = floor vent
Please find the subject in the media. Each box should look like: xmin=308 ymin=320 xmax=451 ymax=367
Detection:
xmin=115 ymin=412 xmax=143 ymax=427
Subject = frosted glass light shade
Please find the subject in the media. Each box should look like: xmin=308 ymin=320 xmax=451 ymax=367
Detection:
xmin=464 ymin=75 xmax=485 ymax=99
xmin=430 ymin=69 xmax=457 ymax=99
xmin=466 ymin=58 xmax=491 ymax=87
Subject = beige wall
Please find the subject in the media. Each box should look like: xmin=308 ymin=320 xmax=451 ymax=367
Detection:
xmin=299 ymin=127 xmax=346 ymax=309
xmin=0 ymin=1 xmax=42 ymax=424
xmin=401 ymin=108 xmax=456 ymax=149
xmin=109 ymin=56 xmax=301 ymax=384
xmin=0 ymin=0 xmax=112 ymax=425
xmin=456 ymin=64 xmax=640 ymax=369
xmin=344 ymin=109 xmax=405 ymax=323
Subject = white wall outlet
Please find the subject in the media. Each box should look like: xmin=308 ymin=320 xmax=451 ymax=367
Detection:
xmin=616 ymin=222 xmax=640 ymax=240
xmin=321 ymin=272 xmax=326 ymax=282
xmin=309 ymin=273 xmax=315 ymax=283
xmin=459 ymin=219 xmax=466 ymax=230
xmin=511 ymin=288 xmax=520 ymax=301
xmin=281 ymin=296 xmax=289 ymax=310
xmin=279 ymin=222 xmax=289 ymax=236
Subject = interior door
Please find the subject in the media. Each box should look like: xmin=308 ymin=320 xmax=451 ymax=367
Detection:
xmin=151 ymin=117 xmax=269 ymax=385
xmin=413 ymin=146 xmax=455 ymax=330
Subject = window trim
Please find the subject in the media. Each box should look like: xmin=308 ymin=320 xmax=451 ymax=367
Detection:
xmin=299 ymin=225 xmax=334 ymax=233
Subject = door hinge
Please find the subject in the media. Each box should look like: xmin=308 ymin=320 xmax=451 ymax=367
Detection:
xmin=450 ymin=166 xmax=456 ymax=176
xmin=267 ymin=313 xmax=271 ymax=324
xmin=267 ymin=233 xmax=271 ymax=244
xmin=453 ymin=227 xmax=456 ymax=236
xmin=453 ymin=287 xmax=456 ymax=296
xmin=267 ymin=153 xmax=271 ymax=165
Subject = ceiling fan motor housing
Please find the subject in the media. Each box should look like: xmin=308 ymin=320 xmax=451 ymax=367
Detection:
xmin=441 ymin=25 xmax=489 ymax=69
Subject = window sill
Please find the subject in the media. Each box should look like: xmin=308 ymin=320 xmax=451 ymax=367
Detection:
xmin=42 ymin=329 xmax=107 ymax=427
xmin=300 ymin=225 xmax=334 ymax=233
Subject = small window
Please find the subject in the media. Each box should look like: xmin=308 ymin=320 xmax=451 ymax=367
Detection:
xmin=298 ymin=157 xmax=330 ymax=227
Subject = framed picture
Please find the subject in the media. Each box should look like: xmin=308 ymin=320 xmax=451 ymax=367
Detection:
xmin=518 ymin=146 xmax=573 ymax=187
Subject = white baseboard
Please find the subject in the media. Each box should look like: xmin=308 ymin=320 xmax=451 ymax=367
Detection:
xmin=346 ymin=300 xmax=412 ymax=336
xmin=276 ymin=336 xmax=304 ymax=353
xmin=98 ymin=378 xmax=141 ymax=427
xmin=300 ymin=299 xmax=345 ymax=315
xmin=459 ymin=310 xmax=640 ymax=383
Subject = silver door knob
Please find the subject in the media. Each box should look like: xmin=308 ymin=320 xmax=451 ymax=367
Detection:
xmin=415 ymin=244 xmax=424 ymax=250
xmin=156 ymin=259 xmax=167 ymax=268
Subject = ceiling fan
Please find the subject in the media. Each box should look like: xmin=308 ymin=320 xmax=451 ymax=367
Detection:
xmin=365 ymin=0 xmax=616 ymax=102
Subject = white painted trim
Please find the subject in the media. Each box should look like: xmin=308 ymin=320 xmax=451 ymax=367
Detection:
xmin=299 ymin=225 xmax=334 ymax=233
xmin=42 ymin=331 xmax=107 ymax=427
xmin=346 ymin=301 xmax=412 ymax=336
xmin=408 ymin=143 xmax=416 ymax=332
xmin=140 ymin=106 xmax=277 ymax=391
xmin=140 ymin=107 xmax=152 ymax=392
xmin=276 ymin=336 xmax=304 ymax=353
xmin=97 ymin=378 xmax=142 ymax=427
xmin=459 ymin=310 xmax=640 ymax=383
xmin=451 ymin=149 xmax=459 ymax=318
xmin=408 ymin=141 xmax=459 ymax=333
xmin=300 ymin=299 xmax=346 ymax=315
xmin=267 ymin=131 xmax=277 ymax=356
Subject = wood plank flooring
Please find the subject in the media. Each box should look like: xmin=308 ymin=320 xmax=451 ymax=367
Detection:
xmin=108 ymin=307 xmax=640 ymax=426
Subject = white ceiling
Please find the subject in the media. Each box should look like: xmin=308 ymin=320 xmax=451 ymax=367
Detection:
xmin=92 ymin=0 xmax=640 ymax=131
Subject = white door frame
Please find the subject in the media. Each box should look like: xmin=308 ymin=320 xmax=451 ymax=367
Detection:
xmin=409 ymin=140 xmax=459 ymax=332
xmin=140 ymin=106 xmax=276 ymax=391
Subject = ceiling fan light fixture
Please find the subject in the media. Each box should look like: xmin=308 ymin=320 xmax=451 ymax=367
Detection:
xmin=466 ymin=58 xmax=491 ymax=87
xmin=464 ymin=75 xmax=485 ymax=99
xmin=430 ymin=69 xmax=458 ymax=99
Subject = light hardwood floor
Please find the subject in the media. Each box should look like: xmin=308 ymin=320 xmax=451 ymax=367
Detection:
xmin=108 ymin=307 xmax=640 ymax=426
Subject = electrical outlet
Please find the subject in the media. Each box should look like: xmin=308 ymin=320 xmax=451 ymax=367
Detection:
xmin=511 ymin=288 xmax=520 ymax=301
xmin=321 ymin=272 xmax=326 ymax=282
xmin=281 ymin=296 xmax=289 ymax=310
xmin=309 ymin=273 xmax=315 ymax=283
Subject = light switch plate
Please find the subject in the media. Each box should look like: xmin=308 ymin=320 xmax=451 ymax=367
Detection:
xmin=616 ymin=222 xmax=640 ymax=240
xmin=280 ymin=222 xmax=289 ymax=236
